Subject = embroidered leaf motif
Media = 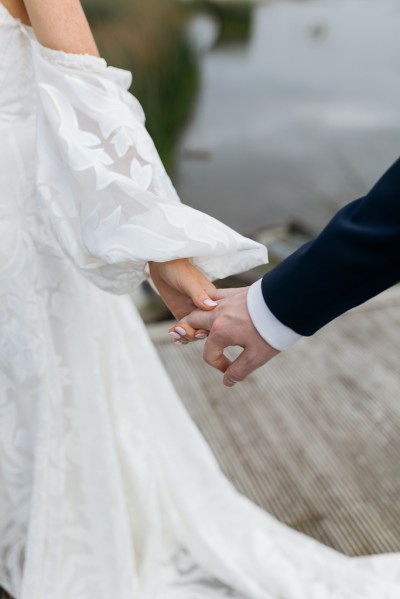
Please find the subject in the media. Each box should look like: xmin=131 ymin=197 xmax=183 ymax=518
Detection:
xmin=129 ymin=159 xmax=152 ymax=190
xmin=111 ymin=129 xmax=132 ymax=158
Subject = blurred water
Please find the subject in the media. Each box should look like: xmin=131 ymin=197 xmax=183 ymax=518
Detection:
xmin=176 ymin=0 xmax=400 ymax=236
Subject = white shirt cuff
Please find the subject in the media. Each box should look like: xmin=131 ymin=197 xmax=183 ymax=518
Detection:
xmin=247 ymin=279 xmax=302 ymax=351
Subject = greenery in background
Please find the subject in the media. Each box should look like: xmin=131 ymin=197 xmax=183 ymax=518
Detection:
xmin=82 ymin=0 xmax=252 ymax=173
xmin=189 ymin=1 xmax=253 ymax=45
xmin=81 ymin=0 xmax=254 ymax=322
xmin=83 ymin=0 xmax=199 ymax=172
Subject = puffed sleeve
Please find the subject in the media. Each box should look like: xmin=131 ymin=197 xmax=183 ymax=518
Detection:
xmin=30 ymin=39 xmax=268 ymax=294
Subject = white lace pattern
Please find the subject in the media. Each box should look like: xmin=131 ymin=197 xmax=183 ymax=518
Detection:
xmin=0 ymin=4 xmax=400 ymax=599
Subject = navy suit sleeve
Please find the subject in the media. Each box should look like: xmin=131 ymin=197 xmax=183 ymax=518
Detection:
xmin=261 ymin=157 xmax=400 ymax=336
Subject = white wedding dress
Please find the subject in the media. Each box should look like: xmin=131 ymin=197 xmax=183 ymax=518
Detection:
xmin=0 ymin=4 xmax=399 ymax=598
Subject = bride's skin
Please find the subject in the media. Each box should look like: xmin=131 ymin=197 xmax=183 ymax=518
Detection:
xmin=4 ymin=0 xmax=214 ymax=341
xmin=1 ymin=0 xmax=29 ymax=25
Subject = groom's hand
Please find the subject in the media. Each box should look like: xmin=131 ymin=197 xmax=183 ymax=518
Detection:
xmin=181 ymin=288 xmax=280 ymax=387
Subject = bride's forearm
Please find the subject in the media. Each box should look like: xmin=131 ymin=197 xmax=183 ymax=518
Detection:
xmin=23 ymin=0 xmax=99 ymax=56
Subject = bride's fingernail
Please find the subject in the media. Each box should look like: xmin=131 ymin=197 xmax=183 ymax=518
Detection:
xmin=204 ymin=299 xmax=218 ymax=307
xmin=175 ymin=326 xmax=187 ymax=336
xmin=169 ymin=331 xmax=181 ymax=340
xmin=174 ymin=340 xmax=183 ymax=345
xmin=195 ymin=333 xmax=208 ymax=339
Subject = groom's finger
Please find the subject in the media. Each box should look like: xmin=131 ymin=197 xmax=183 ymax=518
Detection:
xmin=183 ymin=308 xmax=217 ymax=332
xmin=206 ymin=288 xmax=243 ymax=301
xmin=223 ymin=348 xmax=255 ymax=387
xmin=203 ymin=333 xmax=231 ymax=374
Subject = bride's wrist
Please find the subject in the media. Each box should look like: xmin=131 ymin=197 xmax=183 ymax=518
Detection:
xmin=149 ymin=258 xmax=189 ymax=271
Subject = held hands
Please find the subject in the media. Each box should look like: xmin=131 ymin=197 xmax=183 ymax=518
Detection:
xmin=149 ymin=261 xmax=279 ymax=385
xmin=148 ymin=259 xmax=218 ymax=340
xmin=175 ymin=287 xmax=280 ymax=387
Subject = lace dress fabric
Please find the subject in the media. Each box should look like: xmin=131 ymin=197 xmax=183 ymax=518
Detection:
xmin=0 ymin=4 xmax=399 ymax=598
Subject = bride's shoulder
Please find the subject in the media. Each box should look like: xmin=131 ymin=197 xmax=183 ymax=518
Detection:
xmin=0 ymin=0 xmax=31 ymax=27
xmin=14 ymin=0 xmax=99 ymax=58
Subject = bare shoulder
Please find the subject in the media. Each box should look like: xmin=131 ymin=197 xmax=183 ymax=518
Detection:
xmin=1 ymin=0 xmax=31 ymax=25
xmin=18 ymin=0 xmax=99 ymax=56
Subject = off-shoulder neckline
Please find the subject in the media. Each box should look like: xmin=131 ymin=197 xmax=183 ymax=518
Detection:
xmin=33 ymin=39 xmax=108 ymax=70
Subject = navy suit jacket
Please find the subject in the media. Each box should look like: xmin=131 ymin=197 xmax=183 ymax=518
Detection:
xmin=261 ymin=157 xmax=400 ymax=336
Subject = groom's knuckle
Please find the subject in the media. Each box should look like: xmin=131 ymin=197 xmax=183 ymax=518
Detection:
xmin=228 ymin=366 xmax=245 ymax=382
xmin=230 ymin=372 xmax=245 ymax=383
xmin=211 ymin=319 xmax=226 ymax=341
xmin=230 ymin=374 xmax=243 ymax=383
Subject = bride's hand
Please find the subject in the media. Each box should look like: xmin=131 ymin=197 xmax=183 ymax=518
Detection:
xmin=148 ymin=259 xmax=217 ymax=343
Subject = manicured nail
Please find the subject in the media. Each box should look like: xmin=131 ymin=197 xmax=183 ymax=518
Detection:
xmin=174 ymin=340 xmax=183 ymax=345
xmin=175 ymin=326 xmax=187 ymax=336
xmin=204 ymin=299 xmax=218 ymax=307
xmin=169 ymin=331 xmax=181 ymax=340
xmin=195 ymin=333 xmax=208 ymax=339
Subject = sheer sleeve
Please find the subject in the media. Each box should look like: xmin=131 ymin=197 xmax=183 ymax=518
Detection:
xmin=30 ymin=38 xmax=268 ymax=294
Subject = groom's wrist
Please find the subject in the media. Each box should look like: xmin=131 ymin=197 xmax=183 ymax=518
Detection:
xmin=247 ymin=279 xmax=302 ymax=351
